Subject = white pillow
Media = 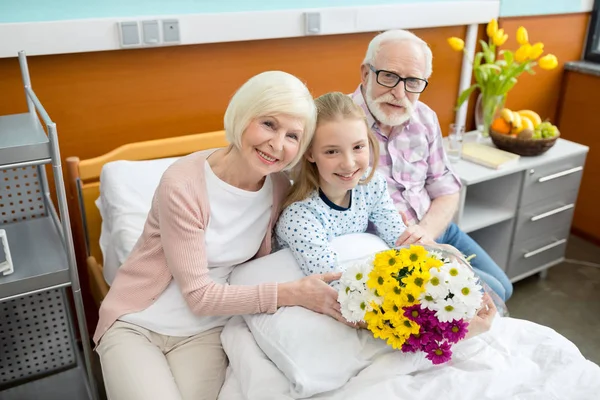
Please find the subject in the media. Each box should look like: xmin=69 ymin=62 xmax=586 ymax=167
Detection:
xmin=229 ymin=233 xmax=391 ymax=398
xmin=98 ymin=149 xmax=218 ymax=284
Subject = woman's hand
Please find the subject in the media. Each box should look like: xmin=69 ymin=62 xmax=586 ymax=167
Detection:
xmin=465 ymin=293 xmax=497 ymax=339
xmin=277 ymin=273 xmax=358 ymax=328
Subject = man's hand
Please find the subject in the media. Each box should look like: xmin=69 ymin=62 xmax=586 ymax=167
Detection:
xmin=395 ymin=212 xmax=435 ymax=246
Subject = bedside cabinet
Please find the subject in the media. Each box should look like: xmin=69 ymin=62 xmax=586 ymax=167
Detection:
xmin=449 ymin=136 xmax=588 ymax=282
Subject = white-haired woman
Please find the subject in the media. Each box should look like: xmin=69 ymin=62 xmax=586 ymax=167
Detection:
xmin=95 ymin=71 xmax=343 ymax=400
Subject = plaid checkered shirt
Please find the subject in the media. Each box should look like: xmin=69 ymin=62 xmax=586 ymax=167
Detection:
xmin=351 ymin=85 xmax=462 ymax=226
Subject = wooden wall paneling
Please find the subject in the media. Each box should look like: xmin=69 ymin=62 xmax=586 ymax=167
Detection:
xmin=555 ymin=70 xmax=600 ymax=243
xmin=498 ymin=13 xmax=590 ymax=122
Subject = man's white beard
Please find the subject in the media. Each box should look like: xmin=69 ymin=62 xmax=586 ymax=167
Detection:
xmin=365 ymin=78 xmax=415 ymax=127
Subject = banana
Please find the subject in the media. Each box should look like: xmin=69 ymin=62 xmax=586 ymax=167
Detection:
xmin=518 ymin=110 xmax=542 ymax=127
xmin=511 ymin=111 xmax=523 ymax=133
xmin=500 ymin=108 xmax=514 ymax=124
xmin=521 ymin=116 xmax=534 ymax=131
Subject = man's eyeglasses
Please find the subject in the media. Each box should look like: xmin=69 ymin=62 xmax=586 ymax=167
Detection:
xmin=368 ymin=65 xmax=428 ymax=93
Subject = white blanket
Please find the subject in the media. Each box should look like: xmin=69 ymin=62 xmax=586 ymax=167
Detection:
xmin=219 ymin=315 xmax=600 ymax=400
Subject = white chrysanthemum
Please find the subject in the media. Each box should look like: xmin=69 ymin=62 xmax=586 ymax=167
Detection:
xmin=435 ymin=297 xmax=468 ymax=322
xmin=341 ymin=291 xmax=369 ymax=323
xmin=340 ymin=261 xmax=370 ymax=292
xmin=447 ymin=272 xmax=471 ymax=294
xmin=337 ymin=285 xmax=350 ymax=304
xmin=366 ymin=287 xmax=383 ymax=307
xmin=440 ymin=261 xmax=473 ymax=283
xmin=419 ymin=290 xmax=442 ymax=310
xmin=424 ymin=267 xmax=450 ymax=299
xmin=428 ymin=249 xmax=444 ymax=261
xmin=451 ymin=282 xmax=484 ymax=317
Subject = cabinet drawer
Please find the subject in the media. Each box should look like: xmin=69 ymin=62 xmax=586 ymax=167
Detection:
xmin=507 ymin=229 xmax=569 ymax=280
xmin=513 ymin=190 xmax=578 ymax=244
xmin=520 ymin=154 xmax=586 ymax=207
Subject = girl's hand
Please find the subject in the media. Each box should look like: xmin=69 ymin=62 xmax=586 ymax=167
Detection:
xmin=278 ymin=273 xmax=358 ymax=328
xmin=465 ymin=293 xmax=497 ymax=339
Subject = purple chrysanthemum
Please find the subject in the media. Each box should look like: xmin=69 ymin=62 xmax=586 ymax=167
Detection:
xmin=443 ymin=319 xmax=469 ymax=343
xmin=425 ymin=341 xmax=453 ymax=365
xmin=401 ymin=342 xmax=417 ymax=353
xmin=403 ymin=304 xmax=431 ymax=325
xmin=407 ymin=330 xmax=434 ymax=350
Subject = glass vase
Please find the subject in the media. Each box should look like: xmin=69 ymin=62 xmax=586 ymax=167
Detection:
xmin=475 ymin=93 xmax=506 ymax=138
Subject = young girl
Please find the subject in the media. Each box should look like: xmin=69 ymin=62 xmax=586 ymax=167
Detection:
xmin=276 ymin=92 xmax=417 ymax=286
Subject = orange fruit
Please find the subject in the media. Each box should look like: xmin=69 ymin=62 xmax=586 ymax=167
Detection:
xmin=491 ymin=117 xmax=511 ymax=134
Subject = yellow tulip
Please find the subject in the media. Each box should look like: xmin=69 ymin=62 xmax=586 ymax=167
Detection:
xmin=487 ymin=19 xmax=498 ymax=38
xmin=539 ymin=54 xmax=558 ymax=70
xmin=516 ymin=26 xmax=529 ymax=45
xmin=515 ymin=44 xmax=532 ymax=63
xmin=447 ymin=37 xmax=465 ymax=52
xmin=493 ymin=29 xmax=508 ymax=46
xmin=530 ymin=42 xmax=544 ymax=59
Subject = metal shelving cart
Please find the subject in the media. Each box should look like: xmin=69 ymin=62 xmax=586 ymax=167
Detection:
xmin=0 ymin=51 xmax=98 ymax=400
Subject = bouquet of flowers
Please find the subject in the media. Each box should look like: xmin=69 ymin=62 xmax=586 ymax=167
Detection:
xmin=338 ymin=245 xmax=487 ymax=365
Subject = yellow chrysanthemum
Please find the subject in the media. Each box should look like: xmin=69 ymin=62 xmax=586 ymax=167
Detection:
xmin=486 ymin=19 xmax=498 ymax=38
xmin=367 ymin=267 xmax=393 ymax=291
xmin=400 ymin=245 xmax=428 ymax=267
xmin=365 ymin=309 xmax=385 ymax=330
xmin=373 ymin=250 xmax=401 ymax=272
xmin=424 ymin=256 xmax=444 ymax=270
xmin=400 ymin=285 xmax=421 ymax=305
xmin=493 ymin=28 xmax=508 ymax=46
xmin=396 ymin=318 xmax=421 ymax=338
xmin=515 ymin=44 xmax=532 ymax=63
xmin=372 ymin=323 xmax=394 ymax=341
xmin=516 ymin=26 xmax=529 ymax=45
xmin=447 ymin=37 xmax=465 ymax=52
xmin=381 ymin=296 xmax=399 ymax=312
xmin=401 ymin=268 xmax=431 ymax=291
xmin=386 ymin=333 xmax=408 ymax=350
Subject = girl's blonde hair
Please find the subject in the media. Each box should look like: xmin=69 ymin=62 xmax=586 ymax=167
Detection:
xmin=283 ymin=92 xmax=380 ymax=208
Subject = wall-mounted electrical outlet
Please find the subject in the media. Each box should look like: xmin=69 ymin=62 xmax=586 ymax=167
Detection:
xmin=118 ymin=19 xmax=180 ymax=48
xmin=162 ymin=19 xmax=180 ymax=43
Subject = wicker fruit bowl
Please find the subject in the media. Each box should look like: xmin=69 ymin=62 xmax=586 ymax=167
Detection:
xmin=489 ymin=129 xmax=560 ymax=156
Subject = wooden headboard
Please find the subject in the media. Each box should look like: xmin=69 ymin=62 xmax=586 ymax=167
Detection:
xmin=66 ymin=130 xmax=229 ymax=306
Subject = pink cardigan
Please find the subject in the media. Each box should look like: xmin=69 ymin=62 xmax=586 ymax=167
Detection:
xmin=93 ymin=152 xmax=290 ymax=344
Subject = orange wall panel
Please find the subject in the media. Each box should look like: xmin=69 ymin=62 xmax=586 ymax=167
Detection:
xmin=0 ymin=26 xmax=466 ymax=164
xmin=556 ymin=70 xmax=600 ymax=243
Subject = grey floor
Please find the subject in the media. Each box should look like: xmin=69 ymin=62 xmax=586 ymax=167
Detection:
xmin=506 ymin=234 xmax=600 ymax=365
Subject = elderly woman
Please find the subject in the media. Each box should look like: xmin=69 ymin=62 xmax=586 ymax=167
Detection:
xmin=95 ymin=71 xmax=344 ymax=400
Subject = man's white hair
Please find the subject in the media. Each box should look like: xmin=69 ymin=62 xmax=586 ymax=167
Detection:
xmin=224 ymin=71 xmax=317 ymax=170
xmin=362 ymin=29 xmax=433 ymax=78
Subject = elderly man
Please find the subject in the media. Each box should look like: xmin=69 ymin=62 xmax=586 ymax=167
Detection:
xmin=351 ymin=29 xmax=513 ymax=301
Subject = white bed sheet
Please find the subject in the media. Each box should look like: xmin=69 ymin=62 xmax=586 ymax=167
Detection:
xmin=220 ymin=315 xmax=600 ymax=400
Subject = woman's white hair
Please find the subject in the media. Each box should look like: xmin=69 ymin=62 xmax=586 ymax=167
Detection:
xmin=224 ymin=71 xmax=317 ymax=170
xmin=363 ymin=29 xmax=433 ymax=78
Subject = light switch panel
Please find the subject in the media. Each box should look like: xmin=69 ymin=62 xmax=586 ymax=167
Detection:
xmin=118 ymin=21 xmax=141 ymax=47
xmin=142 ymin=20 xmax=160 ymax=45
xmin=305 ymin=12 xmax=321 ymax=35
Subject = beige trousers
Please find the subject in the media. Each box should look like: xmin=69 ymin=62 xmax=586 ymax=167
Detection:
xmin=96 ymin=321 xmax=228 ymax=400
